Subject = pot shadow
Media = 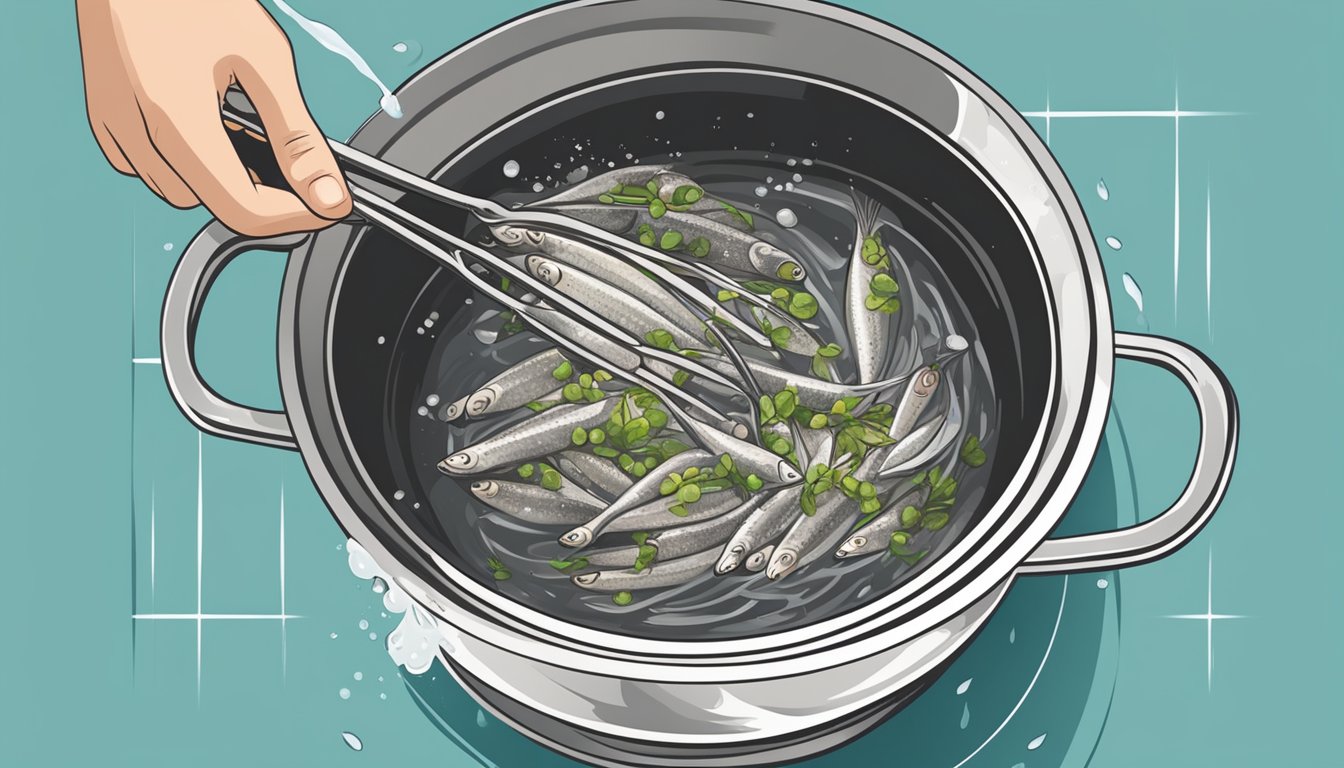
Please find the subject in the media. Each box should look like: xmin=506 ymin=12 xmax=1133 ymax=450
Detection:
xmin=402 ymin=425 xmax=1132 ymax=768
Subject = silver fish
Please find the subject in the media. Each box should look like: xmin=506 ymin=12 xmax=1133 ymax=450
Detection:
xmin=542 ymin=203 xmax=805 ymax=282
xmin=558 ymin=450 xmax=710 ymax=548
xmin=698 ymin=354 xmax=925 ymax=412
xmin=438 ymin=398 xmax=618 ymax=475
xmin=746 ymin=304 xmax=823 ymax=358
xmin=844 ymin=194 xmax=894 ymax=382
xmin=469 ymin=479 xmax=606 ymax=526
xmin=571 ymin=548 xmax=719 ymax=593
xmin=766 ymin=492 xmax=854 ymax=580
xmin=440 ymin=395 xmax=470 ymax=421
xmin=608 ymin=488 xmax=745 ymax=533
xmin=456 ymin=348 xmax=571 ymax=420
xmin=583 ymin=496 xmax=760 ymax=567
xmin=554 ymin=450 xmax=634 ymax=501
xmin=743 ymin=544 xmax=775 ymax=573
xmin=675 ymin=415 xmax=802 ymax=487
xmin=715 ymin=486 xmax=804 ymax=574
xmin=875 ymin=413 xmax=948 ymax=478
xmin=889 ymin=366 xmax=941 ymax=442
xmin=834 ymin=485 xmax=931 ymax=558
xmin=530 ymin=164 xmax=672 ymax=206
xmin=526 ymin=255 xmax=705 ymax=349
xmin=524 ymin=304 xmax=643 ymax=371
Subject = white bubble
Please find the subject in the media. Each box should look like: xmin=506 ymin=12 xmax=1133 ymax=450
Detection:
xmin=379 ymin=693 xmax=387 ymax=700
xmin=1097 ymin=578 xmax=1109 ymax=589
xmin=1096 ymin=178 xmax=1110 ymax=201
xmin=945 ymin=334 xmax=969 ymax=351
xmin=416 ymin=406 xmax=428 ymax=416
xmin=802 ymin=158 xmax=814 ymax=166
xmin=393 ymin=490 xmax=405 ymax=500
xmin=754 ymin=186 xmax=768 ymax=197
xmin=775 ymin=208 xmax=798 ymax=228
xmin=339 ymin=688 xmax=351 ymax=700
xmin=746 ymin=112 xmax=754 ymax=118
xmin=502 ymin=160 xmax=520 ymax=178
xmin=1105 ymin=236 xmax=1123 ymax=251
xmin=162 ymin=242 xmax=173 ymax=251
xmin=532 ymin=182 xmax=544 ymax=193
xmin=353 ymin=671 xmax=364 ymax=681
xmin=330 ymin=632 xmax=338 ymax=639
xmin=416 ymin=327 xmax=425 ymax=335
xmin=787 ymin=158 xmax=797 ymax=167
xmin=956 ymin=678 xmax=972 ymax=695
xmin=425 ymin=394 xmax=440 ymax=406
xmin=369 ymin=632 xmax=378 ymax=640
xmin=392 ymin=42 xmax=408 ymax=53
xmin=341 ymin=731 xmax=363 ymax=751
xmin=655 ymin=110 xmax=665 ymax=120
xmin=1027 ymin=733 xmax=1047 ymax=750
xmin=359 ymin=619 xmax=369 ymax=630
xmin=376 ymin=336 xmax=385 ymax=345
xmin=792 ymin=173 xmax=802 ymax=183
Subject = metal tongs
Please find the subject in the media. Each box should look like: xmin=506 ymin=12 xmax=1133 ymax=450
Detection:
xmin=219 ymin=96 xmax=792 ymax=452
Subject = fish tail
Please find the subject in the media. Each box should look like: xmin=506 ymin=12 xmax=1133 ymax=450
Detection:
xmin=850 ymin=188 xmax=884 ymax=239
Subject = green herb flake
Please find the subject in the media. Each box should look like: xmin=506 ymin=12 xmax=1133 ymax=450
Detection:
xmin=960 ymin=435 xmax=987 ymax=467
xmin=660 ymin=230 xmax=684 ymax=250
xmin=612 ymin=591 xmax=634 ymax=606
xmin=517 ymin=463 xmax=535 ymax=479
xmin=648 ymin=198 xmax=668 ymax=219
xmin=551 ymin=360 xmax=574 ymax=380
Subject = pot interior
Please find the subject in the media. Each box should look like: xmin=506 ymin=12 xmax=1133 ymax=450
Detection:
xmin=327 ymin=70 xmax=1050 ymax=640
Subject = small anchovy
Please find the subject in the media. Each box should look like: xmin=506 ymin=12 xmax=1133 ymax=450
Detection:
xmin=699 ymin=354 xmax=932 ymax=412
xmin=558 ymin=450 xmax=710 ymax=548
xmin=746 ymin=305 xmax=823 ymax=358
xmin=524 ymin=304 xmax=644 ymax=372
xmin=440 ymin=395 xmax=470 ymax=421
xmin=527 ymin=255 xmax=705 ymax=349
xmin=531 ymin=202 xmax=643 ymax=235
xmin=438 ymin=398 xmax=618 ymax=475
xmin=676 ymin=416 xmax=802 ymax=488
xmin=766 ymin=492 xmax=854 ymax=580
xmin=454 ymin=348 xmax=571 ymax=420
xmin=583 ymin=496 xmax=761 ymax=567
xmin=571 ymin=548 xmax=719 ymax=593
xmin=555 ymin=450 xmax=634 ymax=501
xmin=607 ymin=488 xmax=745 ymax=533
xmin=468 ymin=479 xmax=606 ymax=526
xmin=744 ymin=544 xmax=775 ymax=573
xmin=834 ymin=485 xmax=932 ymax=558
xmin=530 ymin=164 xmax=672 ymax=206
xmin=844 ymin=193 xmax=893 ymax=382
xmin=716 ymin=486 xmax=803 ymax=574
xmin=889 ymin=365 xmax=941 ymax=442
xmin=875 ymin=413 xmax=948 ymax=478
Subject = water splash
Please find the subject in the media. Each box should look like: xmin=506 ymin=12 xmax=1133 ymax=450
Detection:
xmin=1105 ymin=236 xmax=1123 ymax=251
xmin=1096 ymin=178 xmax=1110 ymax=201
xmin=959 ymin=703 xmax=971 ymax=729
xmin=476 ymin=709 xmax=488 ymax=728
xmin=1122 ymin=273 xmax=1144 ymax=313
xmin=956 ymin=678 xmax=973 ymax=695
xmin=347 ymin=539 xmax=442 ymax=675
xmin=1009 ymin=627 xmax=1016 ymax=644
xmin=341 ymin=731 xmax=363 ymax=751
xmin=391 ymin=39 xmax=423 ymax=64
xmin=1027 ymin=733 xmax=1047 ymax=750
xmin=271 ymin=1 xmax=403 ymax=118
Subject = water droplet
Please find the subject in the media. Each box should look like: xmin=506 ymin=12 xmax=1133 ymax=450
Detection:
xmin=746 ymin=112 xmax=754 ymax=118
xmin=1097 ymin=178 xmax=1110 ymax=201
xmin=391 ymin=39 xmax=423 ymax=63
xmin=802 ymin=158 xmax=814 ymax=166
xmin=425 ymin=394 xmax=440 ymax=407
xmin=1011 ymin=764 xmax=1025 ymax=768
xmin=1097 ymin=578 xmax=1109 ymax=589
xmin=792 ymin=173 xmax=802 ymax=183
xmin=372 ymin=576 xmax=388 ymax=594
xmin=392 ymin=42 xmax=407 ymax=53
xmin=476 ymin=709 xmax=488 ymax=728
xmin=956 ymin=678 xmax=972 ymax=695
xmin=655 ymin=110 xmax=665 ymax=120
xmin=162 ymin=242 xmax=173 ymax=251
xmin=341 ymin=731 xmax=363 ymax=751
xmin=754 ymin=186 xmax=768 ymax=197
xmin=359 ymin=619 xmax=369 ymax=631
xmin=959 ymin=703 xmax=971 ymax=729
xmin=784 ymin=182 xmax=795 ymax=191
xmin=945 ymin=334 xmax=969 ymax=352
xmin=353 ymin=671 xmax=363 ymax=681
xmin=393 ymin=490 xmax=405 ymax=501
xmin=1122 ymin=273 xmax=1144 ymax=313
xmin=502 ymin=160 xmax=520 ymax=178
xmin=787 ymin=158 xmax=797 ymax=167
xmin=775 ymin=208 xmax=798 ymax=228
xmin=415 ymin=327 xmax=424 ymax=335
xmin=380 ymin=693 xmax=387 ymax=700
xmin=1105 ymin=236 xmax=1123 ymax=251
xmin=376 ymin=336 xmax=385 ymax=345
xmin=339 ymin=688 xmax=351 ymax=700
xmin=1009 ymin=627 xmax=1016 ymax=643
xmin=369 ymin=632 xmax=378 ymax=640
xmin=565 ymin=165 xmax=590 ymax=183
xmin=532 ymin=182 xmax=544 ymax=193
xmin=1028 ymin=733 xmax=1047 ymax=750
xmin=330 ymin=632 xmax=338 ymax=639
xmin=416 ymin=406 xmax=428 ymax=416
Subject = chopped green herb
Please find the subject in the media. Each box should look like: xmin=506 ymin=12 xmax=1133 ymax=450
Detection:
xmin=719 ymin=201 xmax=755 ymax=229
xmin=612 ymin=591 xmax=634 ymax=606
xmin=562 ymin=383 xmax=583 ymax=402
xmin=549 ymin=557 xmax=589 ymax=573
xmin=648 ymin=198 xmax=667 ymax=219
xmin=960 ymin=435 xmax=987 ymax=467
xmin=637 ymin=223 xmax=656 ymax=246
xmin=687 ymin=236 xmax=711 ymax=258
xmin=517 ymin=463 xmax=535 ymax=478
xmin=539 ymin=464 xmax=563 ymax=491
xmin=788 ymin=292 xmax=819 ymax=319
xmin=551 ymin=360 xmax=573 ymax=380
xmin=571 ymin=427 xmax=588 ymax=446
xmin=487 ymin=557 xmax=512 ymax=581
xmin=659 ymin=230 xmax=684 ymax=250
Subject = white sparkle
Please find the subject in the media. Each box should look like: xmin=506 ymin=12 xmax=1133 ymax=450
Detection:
xmin=1164 ymin=549 xmax=1246 ymax=690
xmin=1205 ymin=186 xmax=1213 ymax=339
xmin=196 ymin=432 xmax=203 ymax=701
xmin=149 ymin=485 xmax=156 ymax=600
xmin=280 ymin=483 xmax=288 ymax=680
xmin=1019 ymin=109 xmax=1242 ymax=118
xmin=131 ymin=357 xmax=162 ymax=365
xmin=1173 ymin=84 xmax=1181 ymax=324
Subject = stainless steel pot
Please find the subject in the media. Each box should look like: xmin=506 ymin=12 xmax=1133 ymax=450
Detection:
xmin=160 ymin=1 xmax=1238 ymax=765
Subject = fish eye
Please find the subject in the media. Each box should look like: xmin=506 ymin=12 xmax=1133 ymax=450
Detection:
xmin=850 ymin=536 xmax=866 ymax=549
xmin=776 ymin=261 xmax=805 ymax=281
xmin=446 ymin=452 xmax=476 ymax=469
xmin=470 ymin=480 xmax=497 ymax=497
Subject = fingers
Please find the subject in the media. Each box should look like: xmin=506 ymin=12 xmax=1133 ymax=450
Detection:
xmin=234 ymin=54 xmax=353 ymax=221
xmin=90 ymin=120 xmax=135 ymax=176
xmin=106 ymin=117 xmax=201 ymax=209
xmin=144 ymin=92 xmax=331 ymax=236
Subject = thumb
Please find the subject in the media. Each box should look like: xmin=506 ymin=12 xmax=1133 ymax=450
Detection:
xmin=234 ymin=58 xmax=351 ymax=220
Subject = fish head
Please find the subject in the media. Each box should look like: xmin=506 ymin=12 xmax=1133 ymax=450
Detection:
xmin=765 ymin=548 xmax=798 ymax=580
xmin=749 ymin=241 xmax=806 ymax=282
xmin=469 ymin=480 xmax=499 ymax=499
xmin=526 ymin=255 xmax=563 ymax=286
xmin=836 ymin=535 xmax=867 ymax=558
xmin=744 ymin=545 xmax=775 ymax=573
xmin=490 ymin=225 xmax=543 ymax=251
xmin=465 ymin=386 xmax=499 ymax=416
xmin=913 ymin=367 xmax=941 ymax=397
xmin=437 ymin=451 xmax=479 ymax=474
xmin=559 ymin=526 xmax=593 ymax=549
xmin=441 ymin=397 xmax=468 ymax=421
xmin=571 ymin=572 xmax=599 ymax=587
xmin=777 ymin=460 xmax=803 ymax=484
xmin=715 ymin=545 xmax=746 ymax=575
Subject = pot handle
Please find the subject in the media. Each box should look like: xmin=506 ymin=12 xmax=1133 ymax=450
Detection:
xmin=160 ymin=219 xmax=308 ymax=450
xmin=1019 ymin=332 xmax=1238 ymax=574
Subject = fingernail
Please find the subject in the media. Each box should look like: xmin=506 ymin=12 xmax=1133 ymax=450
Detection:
xmin=310 ymin=175 xmax=346 ymax=208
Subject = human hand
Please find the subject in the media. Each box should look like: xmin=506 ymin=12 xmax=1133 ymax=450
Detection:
xmin=77 ymin=0 xmax=351 ymax=236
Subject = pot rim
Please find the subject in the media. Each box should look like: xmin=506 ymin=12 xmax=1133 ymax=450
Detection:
xmin=278 ymin=0 xmax=1111 ymax=675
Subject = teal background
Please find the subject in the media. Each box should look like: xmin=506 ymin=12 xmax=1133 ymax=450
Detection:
xmin=2 ymin=1 xmax=1338 ymax=765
